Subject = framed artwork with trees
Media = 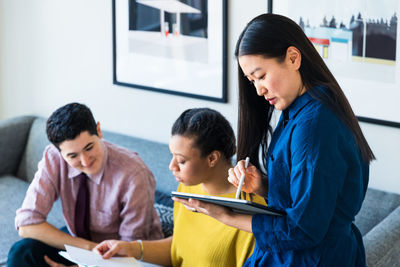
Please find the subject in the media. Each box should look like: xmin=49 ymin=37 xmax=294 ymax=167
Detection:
xmin=270 ymin=0 xmax=400 ymax=128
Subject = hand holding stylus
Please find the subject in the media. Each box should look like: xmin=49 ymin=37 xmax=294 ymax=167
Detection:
xmin=228 ymin=157 xmax=268 ymax=198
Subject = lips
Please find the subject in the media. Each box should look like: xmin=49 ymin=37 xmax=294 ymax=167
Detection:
xmin=83 ymin=159 xmax=96 ymax=171
xmin=266 ymin=97 xmax=276 ymax=105
xmin=174 ymin=176 xmax=183 ymax=183
xmin=86 ymin=160 xmax=95 ymax=168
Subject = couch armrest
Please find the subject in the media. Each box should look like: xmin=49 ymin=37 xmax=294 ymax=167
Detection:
xmin=363 ymin=205 xmax=400 ymax=267
xmin=0 ymin=116 xmax=36 ymax=177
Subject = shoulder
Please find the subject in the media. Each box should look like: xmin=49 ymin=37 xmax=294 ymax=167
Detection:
xmin=40 ymin=144 xmax=65 ymax=170
xmin=43 ymin=144 xmax=61 ymax=158
xmin=289 ymin=96 xmax=358 ymax=165
xmin=293 ymin=97 xmax=352 ymax=142
xmin=104 ymin=141 xmax=151 ymax=174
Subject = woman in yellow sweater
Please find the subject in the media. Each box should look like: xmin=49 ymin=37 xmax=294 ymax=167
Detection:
xmin=93 ymin=108 xmax=267 ymax=267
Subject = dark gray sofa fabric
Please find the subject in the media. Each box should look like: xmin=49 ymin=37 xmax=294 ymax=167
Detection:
xmin=355 ymin=188 xmax=400 ymax=236
xmin=0 ymin=116 xmax=399 ymax=266
xmin=363 ymin=205 xmax=400 ymax=267
xmin=0 ymin=116 xmax=35 ymax=177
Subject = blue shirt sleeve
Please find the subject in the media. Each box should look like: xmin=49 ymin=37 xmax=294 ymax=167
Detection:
xmin=252 ymin=107 xmax=360 ymax=252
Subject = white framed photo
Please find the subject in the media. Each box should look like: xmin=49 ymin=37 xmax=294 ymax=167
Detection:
xmin=113 ymin=0 xmax=227 ymax=102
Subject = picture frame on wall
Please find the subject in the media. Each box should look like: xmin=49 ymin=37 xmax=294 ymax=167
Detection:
xmin=112 ymin=0 xmax=227 ymax=103
xmin=270 ymin=0 xmax=400 ymax=128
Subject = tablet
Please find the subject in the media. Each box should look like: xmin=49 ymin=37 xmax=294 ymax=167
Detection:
xmin=171 ymin=191 xmax=285 ymax=216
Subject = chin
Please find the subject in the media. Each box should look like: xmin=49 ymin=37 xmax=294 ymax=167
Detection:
xmin=85 ymin=166 xmax=101 ymax=175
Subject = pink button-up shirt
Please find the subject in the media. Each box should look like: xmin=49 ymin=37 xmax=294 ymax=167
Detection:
xmin=15 ymin=140 xmax=163 ymax=242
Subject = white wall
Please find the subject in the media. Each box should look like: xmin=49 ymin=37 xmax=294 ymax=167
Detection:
xmin=1 ymin=0 xmax=399 ymax=194
xmin=0 ymin=0 xmax=267 ymax=143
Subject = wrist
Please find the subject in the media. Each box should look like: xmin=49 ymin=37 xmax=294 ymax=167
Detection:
xmin=134 ymin=240 xmax=144 ymax=261
xmin=86 ymin=241 xmax=98 ymax=251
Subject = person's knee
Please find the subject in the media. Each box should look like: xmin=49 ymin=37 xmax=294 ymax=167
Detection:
xmin=10 ymin=238 xmax=34 ymax=254
xmin=8 ymin=238 xmax=46 ymax=266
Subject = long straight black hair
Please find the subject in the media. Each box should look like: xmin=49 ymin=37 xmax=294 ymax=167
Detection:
xmin=235 ymin=13 xmax=375 ymax=173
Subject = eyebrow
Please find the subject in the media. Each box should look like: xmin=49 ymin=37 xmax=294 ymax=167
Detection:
xmin=66 ymin=142 xmax=94 ymax=157
xmin=244 ymin=67 xmax=262 ymax=78
xmin=250 ymin=67 xmax=262 ymax=76
xmin=173 ymin=153 xmax=186 ymax=158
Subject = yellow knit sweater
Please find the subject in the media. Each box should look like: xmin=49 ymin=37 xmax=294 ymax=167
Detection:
xmin=171 ymin=183 xmax=267 ymax=267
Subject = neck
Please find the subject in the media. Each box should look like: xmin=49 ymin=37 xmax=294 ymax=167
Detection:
xmin=201 ymin=159 xmax=236 ymax=196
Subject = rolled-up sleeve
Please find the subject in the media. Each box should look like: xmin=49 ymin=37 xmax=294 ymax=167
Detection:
xmin=15 ymin=146 xmax=59 ymax=229
xmin=252 ymin=112 xmax=352 ymax=252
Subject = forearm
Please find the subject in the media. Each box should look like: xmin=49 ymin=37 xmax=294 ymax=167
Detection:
xmin=220 ymin=212 xmax=253 ymax=233
xmin=132 ymin=236 xmax=173 ymax=266
xmin=19 ymin=222 xmax=97 ymax=250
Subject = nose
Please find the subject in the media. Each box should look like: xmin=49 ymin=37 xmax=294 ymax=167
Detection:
xmin=80 ymin=152 xmax=91 ymax=167
xmin=169 ymin=157 xmax=178 ymax=172
xmin=254 ymin=81 xmax=267 ymax=96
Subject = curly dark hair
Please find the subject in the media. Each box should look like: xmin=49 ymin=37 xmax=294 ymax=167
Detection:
xmin=171 ymin=108 xmax=236 ymax=161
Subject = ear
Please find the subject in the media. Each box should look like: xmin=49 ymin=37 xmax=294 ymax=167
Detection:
xmin=96 ymin=122 xmax=103 ymax=139
xmin=286 ymin=46 xmax=301 ymax=70
xmin=207 ymin=150 xmax=221 ymax=168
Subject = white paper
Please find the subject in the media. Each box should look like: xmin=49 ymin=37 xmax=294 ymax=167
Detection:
xmin=58 ymin=245 xmax=142 ymax=267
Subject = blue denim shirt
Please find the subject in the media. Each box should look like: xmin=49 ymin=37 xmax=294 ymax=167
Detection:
xmin=245 ymin=87 xmax=369 ymax=266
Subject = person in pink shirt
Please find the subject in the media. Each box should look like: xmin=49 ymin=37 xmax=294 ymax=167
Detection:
xmin=7 ymin=102 xmax=163 ymax=266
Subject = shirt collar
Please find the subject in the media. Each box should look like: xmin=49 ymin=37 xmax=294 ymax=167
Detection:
xmin=67 ymin=140 xmax=108 ymax=185
xmin=283 ymin=89 xmax=314 ymax=121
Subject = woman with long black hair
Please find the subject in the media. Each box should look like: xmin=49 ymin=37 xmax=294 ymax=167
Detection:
xmin=178 ymin=13 xmax=375 ymax=266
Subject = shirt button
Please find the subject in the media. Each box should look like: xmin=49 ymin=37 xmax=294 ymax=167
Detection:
xmin=270 ymin=154 xmax=274 ymax=161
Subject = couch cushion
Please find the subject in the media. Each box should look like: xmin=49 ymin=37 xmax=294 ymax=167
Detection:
xmin=363 ymin=205 xmax=400 ymax=267
xmin=154 ymin=203 xmax=174 ymax=237
xmin=16 ymin=118 xmax=50 ymax=183
xmin=0 ymin=116 xmax=35 ymax=177
xmin=0 ymin=176 xmax=65 ymax=265
xmin=355 ymin=188 xmax=400 ymax=236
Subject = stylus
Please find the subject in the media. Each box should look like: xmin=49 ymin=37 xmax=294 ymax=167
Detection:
xmin=235 ymin=157 xmax=250 ymax=199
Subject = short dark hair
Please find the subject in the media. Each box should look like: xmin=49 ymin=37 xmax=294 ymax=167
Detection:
xmin=46 ymin=103 xmax=98 ymax=148
xmin=234 ymin=13 xmax=374 ymax=164
xmin=171 ymin=108 xmax=236 ymax=161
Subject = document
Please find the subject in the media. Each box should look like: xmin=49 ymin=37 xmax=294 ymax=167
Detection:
xmin=171 ymin=191 xmax=285 ymax=216
xmin=59 ymin=245 xmax=142 ymax=267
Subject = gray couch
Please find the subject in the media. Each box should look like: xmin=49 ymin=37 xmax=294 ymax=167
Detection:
xmin=1 ymin=116 xmax=400 ymax=266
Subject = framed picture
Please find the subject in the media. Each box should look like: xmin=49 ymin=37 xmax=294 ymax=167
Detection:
xmin=270 ymin=0 xmax=400 ymax=128
xmin=112 ymin=0 xmax=227 ymax=102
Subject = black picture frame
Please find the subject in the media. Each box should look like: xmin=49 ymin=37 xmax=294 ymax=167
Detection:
xmin=112 ymin=0 xmax=227 ymax=103
xmin=269 ymin=0 xmax=400 ymax=128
